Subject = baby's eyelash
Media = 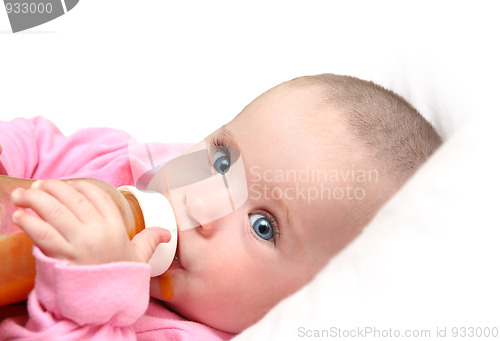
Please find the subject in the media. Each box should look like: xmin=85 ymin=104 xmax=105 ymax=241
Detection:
xmin=210 ymin=137 xmax=231 ymax=160
xmin=252 ymin=209 xmax=281 ymax=246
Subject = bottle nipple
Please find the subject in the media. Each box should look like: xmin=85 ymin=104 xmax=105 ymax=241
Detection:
xmin=118 ymin=186 xmax=177 ymax=277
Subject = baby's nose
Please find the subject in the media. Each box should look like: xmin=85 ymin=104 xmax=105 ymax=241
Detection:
xmin=183 ymin=184 xmax=233 ymax=232
xmin=185 ymin=192 xmax=209 ymax=226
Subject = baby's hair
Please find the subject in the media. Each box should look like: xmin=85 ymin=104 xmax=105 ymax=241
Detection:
xmin=287 ymin=74 xmax=442 ymax=188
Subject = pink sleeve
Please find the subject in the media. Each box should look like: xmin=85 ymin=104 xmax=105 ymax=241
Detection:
xmin=0 ymin=116 xmax=134 ymax=186
xmin=0 ymin=116 xmax=192 ymax=188
xmin=0 ymin=117 xmax=43 ymax=179
xmin=0 ymin=247 xmax=151 ymax=340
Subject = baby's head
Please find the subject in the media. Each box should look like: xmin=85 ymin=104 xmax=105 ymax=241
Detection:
xmin=149 ymin=74 xmax=442 ymax=333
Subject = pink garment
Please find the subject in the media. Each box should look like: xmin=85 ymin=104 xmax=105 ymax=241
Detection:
xmin=0 ymin=116 xmax=191 ymax=187
xmin=0 ymin=248 xmax=232 ymax=340
xmin=0 ymin=117 xmax=233 ymax=340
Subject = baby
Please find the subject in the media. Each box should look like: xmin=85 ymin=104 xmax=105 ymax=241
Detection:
xmin=0 ymin=74 xmax=441 ymax=339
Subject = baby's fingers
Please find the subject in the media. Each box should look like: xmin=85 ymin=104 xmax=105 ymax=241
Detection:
xmin=11 ymin=185 xmax=80 ymax=239
xmin=68 ymin=180 xmax=123 ymax=224
xmin=31 ymin=180 xmax=101 ymax=225
xmin=12 ymin=209 xmax=69 ymax=259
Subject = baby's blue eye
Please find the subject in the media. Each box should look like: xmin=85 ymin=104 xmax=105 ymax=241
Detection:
xmin=212 ymin=151 xmax=230 ymax=174
xmin=249 ymin=213 xmax=274 ymax=241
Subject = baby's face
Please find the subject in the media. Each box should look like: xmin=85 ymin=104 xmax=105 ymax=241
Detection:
xmin=150 ymin=84 xmax=372 ymax=332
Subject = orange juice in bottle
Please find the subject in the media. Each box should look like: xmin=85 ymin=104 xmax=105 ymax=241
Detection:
xmin=0 ymin=176 xmax=177 ymax=306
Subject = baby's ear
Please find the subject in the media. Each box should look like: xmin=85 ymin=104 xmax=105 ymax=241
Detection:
xmin=5 ymin=0 xmax=80 ymax=33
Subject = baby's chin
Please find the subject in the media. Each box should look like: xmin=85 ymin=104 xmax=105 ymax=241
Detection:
xmin=149 ymin=276 xmax=269 ymax=333
xmin=149 ymin=291 xmax=260 ymax=333
xmin=174 ymin=306 xmax=262 ymax=334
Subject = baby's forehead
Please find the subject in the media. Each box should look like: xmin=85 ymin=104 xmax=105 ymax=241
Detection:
xmin=244 ymin=82 xmax=329 ymax=115
xmin=233 ymin=88 xmax=348 ymax=145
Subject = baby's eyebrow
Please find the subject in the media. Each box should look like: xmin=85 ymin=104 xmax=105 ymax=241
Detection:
xmin=218 ymin=125 xmax=236 ymax=146
xmin=278 ymin=197 xmax=296 ymax=243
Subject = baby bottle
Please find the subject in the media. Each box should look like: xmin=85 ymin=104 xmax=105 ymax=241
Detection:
xmin=0 ymin=176 xmax=177 ymax=306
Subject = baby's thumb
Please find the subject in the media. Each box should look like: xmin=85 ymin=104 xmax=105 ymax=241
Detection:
xmin=131 ymin=227 xmax=172 ymax=263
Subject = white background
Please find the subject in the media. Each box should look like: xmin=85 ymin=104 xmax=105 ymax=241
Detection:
xmin=1 ymin=1 xmax=498 ymax=143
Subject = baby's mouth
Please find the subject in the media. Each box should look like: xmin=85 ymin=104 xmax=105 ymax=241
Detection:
xmin=169 ymin=246 xmax=183 ymax=270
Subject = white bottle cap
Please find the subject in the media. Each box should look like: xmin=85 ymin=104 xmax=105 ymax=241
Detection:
xmin=118 ymin=186 xmax=177 ymax=277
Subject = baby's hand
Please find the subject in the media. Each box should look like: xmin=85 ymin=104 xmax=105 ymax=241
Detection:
xmin=11 ymin=180 xmax=171 ymax=265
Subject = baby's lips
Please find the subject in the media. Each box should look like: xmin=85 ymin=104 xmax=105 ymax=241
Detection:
xmin=168 ymin=245 xmax=183 ymax=271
